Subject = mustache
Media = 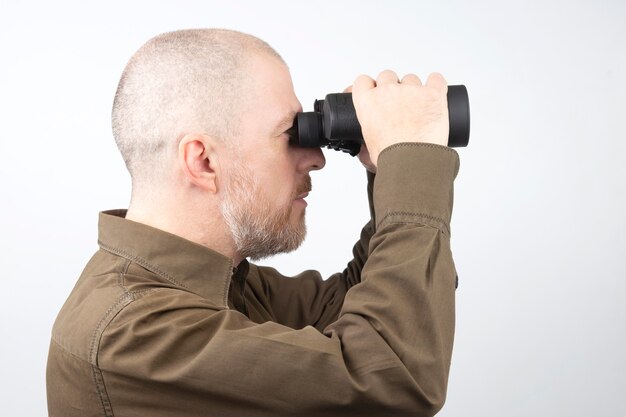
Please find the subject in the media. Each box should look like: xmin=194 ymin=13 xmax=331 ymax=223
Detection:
xmin=295 ymin=175 xmax=312 ymax=197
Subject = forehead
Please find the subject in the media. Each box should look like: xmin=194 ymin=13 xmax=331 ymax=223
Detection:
xmin=245 ymin=55 xmax=301 ymax=132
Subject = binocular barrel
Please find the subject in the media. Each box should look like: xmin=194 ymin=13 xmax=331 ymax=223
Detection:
xmin=295 ymin=85 xmax=470 ymax=155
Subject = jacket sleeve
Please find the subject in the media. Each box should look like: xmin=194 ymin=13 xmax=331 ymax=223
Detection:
xmin=98 ymin=143 xmax=459 ymax=417
xmin=249 ymin=169 xmax=376 ymax=331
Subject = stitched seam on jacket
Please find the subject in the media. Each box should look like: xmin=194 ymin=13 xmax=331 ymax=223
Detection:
xmin=88 ymin=294 xmax=133 ymax=365
xmin=377 ymin=211 xmax=450 ymax=236
xmin=88 ymin=288 xmax=165 ymax=365
xmin=88 ymin=294 xmax=131 ymax=417
xmin=88 ymin=287 xmax=165 ymax=365
xmin=87 ymin=288 xmax=164 ymax=365
xmin=222 ymin=266 xmax=231 ymax=307
xmin=91 ymin=365 xmax=114 ymax=417
xmin=88 ymin=287 xmax=162 ymax=417
xmin=98 ymin=241 xmax=190 ymax=290
xmin=378 ymin=142 xmax=458 ymax=157
xmin=118 ymin=260 xmax=131 ymax=297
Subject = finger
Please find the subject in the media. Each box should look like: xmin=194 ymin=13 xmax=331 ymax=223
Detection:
xmin=376 ymin=69 xmax=400 ymax=85
xmin=425 ymin=72 xmax=448 ymax=93
xmin=358 ymin=144 xmax=376 ymax=173
xmin=342 ymin=85 xmax=353 ymax=93
xmin=353 ymin=74 xmax=376 ymax=93
xmin=400 ymin=73 xmax=422 ymax=86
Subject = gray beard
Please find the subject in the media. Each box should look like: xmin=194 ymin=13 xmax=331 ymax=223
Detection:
xmin=220 ymin=163 xmax=306 ymax=261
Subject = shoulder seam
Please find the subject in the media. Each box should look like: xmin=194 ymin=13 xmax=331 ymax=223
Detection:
xmin=87 ymin=286 xmax=163 ymax=417
xmin=91 ymin=365 xmax=114 ymax=417
xmin=88 ymin=292 xmax=133 ymax=366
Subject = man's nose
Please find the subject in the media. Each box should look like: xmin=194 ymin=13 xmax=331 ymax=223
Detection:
xmin=298 ymin=146 xmax=326 ymax=172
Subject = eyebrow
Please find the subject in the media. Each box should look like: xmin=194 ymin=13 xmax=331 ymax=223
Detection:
xmin=274 ymin=111 xmax=298 ymax=132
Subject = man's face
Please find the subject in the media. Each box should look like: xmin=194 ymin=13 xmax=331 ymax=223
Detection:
xmin=220 ymin=54 xmax=325 ymax=261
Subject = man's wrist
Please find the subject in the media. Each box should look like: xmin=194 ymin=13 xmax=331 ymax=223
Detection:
xmin=373 ymin=142 xmax=460 ymax=233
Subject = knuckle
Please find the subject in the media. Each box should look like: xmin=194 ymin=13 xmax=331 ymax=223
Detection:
xmin=354 ymin=74 xmax=373 ymax=86
xmin=430 ymin=72 xmax=447 ymax=84
xmin=379 ymin=69 xmax=398 ymax=78
xmin=402 ymin=73 xmax=421 ymax=83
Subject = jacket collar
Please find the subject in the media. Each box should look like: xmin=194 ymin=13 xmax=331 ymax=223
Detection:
xmin=98 ymin=209 xmax=239 ymax=308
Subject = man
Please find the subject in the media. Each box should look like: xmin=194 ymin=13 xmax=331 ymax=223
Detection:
xmin=47 ymin=29 xmax=459 ymax=416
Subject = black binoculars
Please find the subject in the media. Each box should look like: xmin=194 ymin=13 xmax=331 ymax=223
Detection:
xmin=292 ymin=85 xmax=470 ymax=155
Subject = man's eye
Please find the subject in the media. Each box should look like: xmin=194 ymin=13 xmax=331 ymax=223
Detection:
xmin=286 ymin=125 xmax=297 ymax=134
xmin=285 ymin=126 xmax=298 ymax=144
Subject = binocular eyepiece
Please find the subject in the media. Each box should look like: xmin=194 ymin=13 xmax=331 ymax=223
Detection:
xmin=292 ymin=85 xmax=470 ymax=155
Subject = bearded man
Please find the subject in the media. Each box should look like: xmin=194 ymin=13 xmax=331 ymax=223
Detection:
xmin=47 ymin=29 xmax=460 ymax=417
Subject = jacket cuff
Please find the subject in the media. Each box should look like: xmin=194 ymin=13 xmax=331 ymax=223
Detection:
xmin=373 ymin=143 xmax=460 ymax=235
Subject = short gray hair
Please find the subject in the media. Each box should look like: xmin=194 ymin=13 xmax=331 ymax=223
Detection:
xmin=111 ymin=29 xmax=284 ymax=188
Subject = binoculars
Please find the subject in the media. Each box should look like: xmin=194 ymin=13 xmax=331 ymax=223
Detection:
xmin=292 ymin=85 xmax=470 ymax=155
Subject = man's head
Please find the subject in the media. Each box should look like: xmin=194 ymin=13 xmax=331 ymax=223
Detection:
xmin=112 ymin=29 xmax=282 ymax=187
xmin=112 ymin=29 xmax=325 ymax=261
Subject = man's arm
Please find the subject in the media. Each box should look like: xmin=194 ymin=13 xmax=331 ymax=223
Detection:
xmin=247 ymin=170 xmax=376 ymax=331
xmin=248 ymin=69 xmax=453 ymax=334
xmin=325 ymin=143 xmax=458 ymax=412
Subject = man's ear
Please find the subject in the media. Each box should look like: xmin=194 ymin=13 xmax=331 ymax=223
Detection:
xmin=178 ymin=133 xmax=220 ymax=193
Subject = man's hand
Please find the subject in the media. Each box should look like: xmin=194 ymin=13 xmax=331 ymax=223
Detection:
xmin=342 ymin=85 xmax=377 ymax=173
xmin=351 ymin=70 xmax=450 ymax=167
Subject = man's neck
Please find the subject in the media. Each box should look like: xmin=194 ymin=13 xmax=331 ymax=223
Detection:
xmin=126 ymin=200 xmax=242 ymax=265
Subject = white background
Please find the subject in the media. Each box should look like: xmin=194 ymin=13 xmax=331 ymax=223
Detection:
xmin=1 ymin=1 xmax=625 ymax=415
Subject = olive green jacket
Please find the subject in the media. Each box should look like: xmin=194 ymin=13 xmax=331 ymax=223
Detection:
xmin=47 ymin=143 xmax=460 ymax=416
